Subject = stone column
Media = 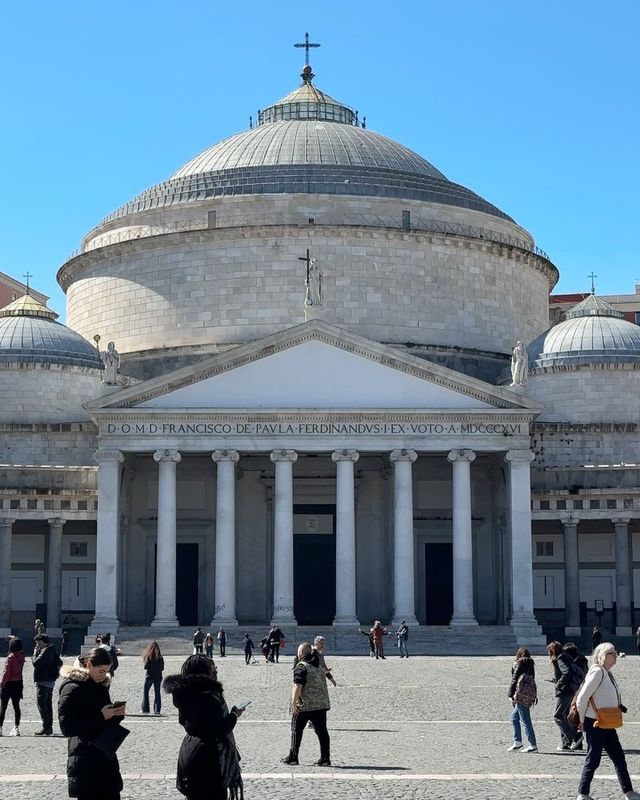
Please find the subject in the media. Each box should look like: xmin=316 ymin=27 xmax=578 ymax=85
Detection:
xmin=270 ymin=450 xmax=297 ymax=625
xmin=90 ymin=450 xmax=124 ymax=634
xmin=332 ymin=449 xmax=360 ymax=626
xmin=505 ymin=450 xmax=542 ymax=643
xmin=448 ymin=450 xmax=478 ymax=627
xmin=614 ymin=517 xmax=632 ymax=635
xmin=0 ymin=518 xmax=16 ymax=636
xmin=562 ymin=516 xmax=581 ymax=637
xmin=390 ymin=450 xmax=418 ymax=625
xmin=211 ymin=450 xmax=240 ymax=626
xmin=152 ymin=449 xmax=182 ymax=627
xmin=46 ymin=518 xmax=66 ymax=633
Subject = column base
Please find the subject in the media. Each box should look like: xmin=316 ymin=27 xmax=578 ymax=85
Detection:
xmin=449 ymin=613 xmax=479 ymax=627
xmin=565 ymin=626 xmax=583 ymax=637
xmin=616 ymin=626 xmax=633 ymax=636
xmin=88 ymin=617 xmax=120 ymax=636
xmin=391 ymin=614 xmax=418 ymax=627
xmin=333 ymin=615 xmax=360 ymax=627
xmin=151 ymin=617 xmax=180 ymax=628
xmin=510 ymin=615 xmax=546 ymax=647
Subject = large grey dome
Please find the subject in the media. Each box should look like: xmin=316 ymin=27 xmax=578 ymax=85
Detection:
xmin=99 ymin=72 xmax=513 ymax=224
xmin=0 ymin=295 xmax=103 ymax=369
xmin=528 ymin=294 xmax=640 ymax=368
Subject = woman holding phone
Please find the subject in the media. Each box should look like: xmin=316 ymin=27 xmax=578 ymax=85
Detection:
xmin=58 ymin=647 xmax=127 ymax=800
xmin=164 ymin=654 xmax=244 ymax=800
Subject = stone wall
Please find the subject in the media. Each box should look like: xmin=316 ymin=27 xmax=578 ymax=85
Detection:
xmin=529 ymin=367 xmax=640 ymax=423
xmin=0 ymin=424 xmax=98 ymax=470
xmin=63 ymin=225 xmax=552 ymax=368
xmin=0 ymin=366 xmax=102 ymax=424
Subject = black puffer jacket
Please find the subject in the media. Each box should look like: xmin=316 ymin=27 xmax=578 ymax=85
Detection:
xmin=553 ymin=651 xmax=583 ymax=696
xmin=163 ymin=673 xmax=241 ymax=800
xmin=508 ymin=656 xmax=536 ymax=698
xmin=58 ymin=664 xmax=124 ymax=798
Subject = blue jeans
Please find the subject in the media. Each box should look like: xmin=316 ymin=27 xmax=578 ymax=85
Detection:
xmin=142 ymin=676 xmax=161 ymax=713
xmin=399 ymin=639 xmax=409 ymax=657
xmin=510 ymin=703 xmax=537 ymax=747
xmin=578 ymin=717 xmax=632 ymax=796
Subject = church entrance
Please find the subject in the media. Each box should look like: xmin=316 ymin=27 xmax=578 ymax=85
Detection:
xmin=293 ymin=505 xmax=336 ymax=625
xmin=424 ymin=542 xmax=453 ymax=624
xmin=154 ymin=543 xmax=199 ymax=625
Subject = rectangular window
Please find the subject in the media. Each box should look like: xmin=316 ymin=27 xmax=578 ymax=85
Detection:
xmin=539 ymin=500 xmax=550 ymax=510
xmin=402 ymin=210 xmax=411 ymax=230
xmin=43 ymin=499 xmax=54 ymax=510
xmin=207 ymin=210 xmax=217 ymax=229
xmin=27 ymin=499 xmax=37 ymax=510
xmin=10 ymin=499 xmax=20 ymax=510
xmin=536 ymin=541 xmax=554 ymax=557
xmin=590 ymin=499 xmax=600 ymax=510
xmin=624 ymin=498 xmax=633 ymax=509
xmin=573 ymin=499 xmax=583 ymax=509
xmin=60 ymin=500 xmax=71 ymax=510
xmin=69 ymin=542 xmax=88 ymax=558
xmin=606 ymin=499 xmax=617 ymax=509
xmin=556 ymin=500 xmax=567 ymax=510
xmin=77 ymin=500 xmax=87 ymax=511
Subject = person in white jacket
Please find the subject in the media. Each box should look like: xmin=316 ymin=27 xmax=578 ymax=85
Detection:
xmin=575 ymin=643 xmax=640 ymax=800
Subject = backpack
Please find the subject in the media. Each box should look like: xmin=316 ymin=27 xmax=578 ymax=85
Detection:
xmin=514 ymin=673 xmax=537 ymax=707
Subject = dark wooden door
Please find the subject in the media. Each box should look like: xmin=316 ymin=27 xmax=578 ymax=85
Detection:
xmin=293 ymin=505 xmax=336 ymax=625
xmin=425 ymin=542 xmax=453 ymax=625
xmin=176 ymin=544 xmax=199 ymax=626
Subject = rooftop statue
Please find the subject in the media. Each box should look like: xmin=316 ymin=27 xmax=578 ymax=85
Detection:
xmin=102 ymin=341 xmax=120 ymax=385
xmin=510 ymin=340 xmax=528 ymax=387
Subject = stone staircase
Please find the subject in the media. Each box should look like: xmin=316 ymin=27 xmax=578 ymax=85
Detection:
xmin=104 ymin=624 xmax=533 ymax=657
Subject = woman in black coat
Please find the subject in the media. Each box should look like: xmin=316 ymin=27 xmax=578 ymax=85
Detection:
xmin=164 ymin=654 xmax=244 ymax=800
xmin=58 ymin=647 xmax=126 ymax=800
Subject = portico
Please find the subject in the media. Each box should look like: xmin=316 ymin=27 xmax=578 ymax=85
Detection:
xmin=85 ymin=322 xmax=545 ymax=645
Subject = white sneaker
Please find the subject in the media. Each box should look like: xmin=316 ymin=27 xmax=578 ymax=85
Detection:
xmin=9 ymin=726 xmax=20 ymax=736
xmin=522 ymin=745 xmax=538 ymax=752
xmin=576 ymin=795 xmax=593 ymax=800
xmin=507 ymin=742 xmax=523 ymax=751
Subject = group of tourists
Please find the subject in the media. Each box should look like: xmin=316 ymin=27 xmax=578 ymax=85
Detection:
xmin=507 ymin=640 xmax=640 ymax=800
xmin=192 ymin=627 xmax=229 ymax=658
xmin=358 ymin=620 xmax=409 ymax=658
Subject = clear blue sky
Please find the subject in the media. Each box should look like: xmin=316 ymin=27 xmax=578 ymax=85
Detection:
xmin=1 ymin=1 xmax=638 ymax=316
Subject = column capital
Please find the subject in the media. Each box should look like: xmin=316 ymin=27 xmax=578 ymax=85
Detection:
xmin=447 ymin=449 xmax=476 ymax=464
xmin=331 ymin=449 xmax=359 ymax=463
xmin=560 ymin=514 xmax=579 ymax=527
xmin=153 ymin=449 xmax=182 ymax=464
xmin=390 ymin=449 xmax=417 ymax=463
xmin=270 ymin=449 xmax=298 ymax=463
xmin=47 ymin=517 xmax=67 ymax=529
xmin=613 ymin=517 xmax=632 ymax=526
xmin=212 ymin=449 xmax=240 ymax=464
xmin=0 ymin=518 xmax=17 ymax=528
xmin=94 ymin=449 xmax=124 ymax=465
xmin=504 ymin=449 xmax=535 ymax=464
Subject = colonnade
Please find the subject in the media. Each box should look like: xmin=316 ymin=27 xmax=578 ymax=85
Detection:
xmin=87 ymin=446 xmax=538 ymax=632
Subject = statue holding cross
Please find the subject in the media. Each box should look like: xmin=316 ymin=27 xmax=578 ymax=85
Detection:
xmin=299 ymin=249 xmax=323 ymax=307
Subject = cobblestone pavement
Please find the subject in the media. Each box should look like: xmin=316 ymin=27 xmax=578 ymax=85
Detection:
xmin=3 ymin=650 xmax=640 ymax=798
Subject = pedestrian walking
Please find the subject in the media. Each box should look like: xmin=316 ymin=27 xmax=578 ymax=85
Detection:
xmin=575 ymin=643 xmax=640 ymax=800
xmin=312 ymin=636 xmax=336 ymax=687
xmin=268 ymin=624 xmax=284 ymax=663
xmin=547 ymin=641 xmax=584 ymax=751
xmin=141 ymin=641 xmax=164 ymax=715
xmin=33 ymin=634 xmax=62 ymax=735
xmin=218 ymin=627 xmax=227 ymax=657
xmin=281 ymin=642 xmax=331 ymax=766
xmin=60 ymin=629 xmax=69 ymax=657
xmin=260 ymin=637 xmax=270 ymax=663
xmin=58 ymin=647 xmax=128 ymax=800
xmin=163 ymin=654 xmax=244 ymax=799
xmin=204 ymin=633 xmax=214 ymax=659
xmin=243 ymin=634 xmax=255 ymax=665
xmin=564 ymin=642 xmax=588 ymax=674
xmin=591 ymin=626 xmax=602 ymax=652
xmin=370 ymin=621 xmax=388 ymax=659
xmin=99 ymin=633 xmax=120 ymax=676
xmin=0 ymin=637 xmax=25 ymax=736
xmin=358 ymin=627 xmax=375 ymax=657
xmin=507 ymin=646 xmax=538 ymax=752
xmin=396 ymin=621 xmax=409 ymax=658
xmin=193 ymin=627 xmax=205 ymax=654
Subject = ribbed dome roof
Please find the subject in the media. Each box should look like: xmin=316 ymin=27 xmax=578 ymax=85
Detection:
xmin=98 ymin=72 xmax=513 ymax=224
xmin=0 ymin=296 xmax=103 ymax=369
xmin=528 ymin=295 xmax=640 ymax=367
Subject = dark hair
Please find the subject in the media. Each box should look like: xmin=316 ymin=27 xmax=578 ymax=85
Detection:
xmin=35 ymin=634 xmax=50 ymax=644
xmin=180 ymin=654 xmax=216 ymax=676
xmin=8 ymin=637 xmax=23 ymax=653
xmin=563 ymin=642 xmax=578 ymax=657
xmin=515 ymin=647 xmax=530 ymax=659
xmin=546 ymin=641 xmax=562 ymax=659
xmin=101 ymin=633 xmax=111 ymax=645
xmin=83 ymin=646 xmax=113 ymax=667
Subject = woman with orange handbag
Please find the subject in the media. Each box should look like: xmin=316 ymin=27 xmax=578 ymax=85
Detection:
xmin=575 ymin=643 xmax=640 ymax=800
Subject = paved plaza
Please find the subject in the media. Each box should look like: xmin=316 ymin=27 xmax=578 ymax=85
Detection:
xmin=3 ymin=649 xmax=640 ymax=799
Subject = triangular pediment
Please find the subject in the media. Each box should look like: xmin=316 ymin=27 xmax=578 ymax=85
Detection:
xmin=87 ymin=321 xmax=541 ymax=413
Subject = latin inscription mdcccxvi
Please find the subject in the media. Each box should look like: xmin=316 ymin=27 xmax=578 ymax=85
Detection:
xmin=102 ymin=420 xmax=527 ymax=436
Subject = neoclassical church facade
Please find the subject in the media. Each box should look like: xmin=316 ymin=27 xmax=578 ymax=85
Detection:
xmin=1 ymin=61 xmax=638 ymax=645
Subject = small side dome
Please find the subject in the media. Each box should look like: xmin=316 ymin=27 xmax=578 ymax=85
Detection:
xmin=528 ymin=294 xmax=640 ymax=368
xmin=0 ymin=295 xmax=103 ymax=369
